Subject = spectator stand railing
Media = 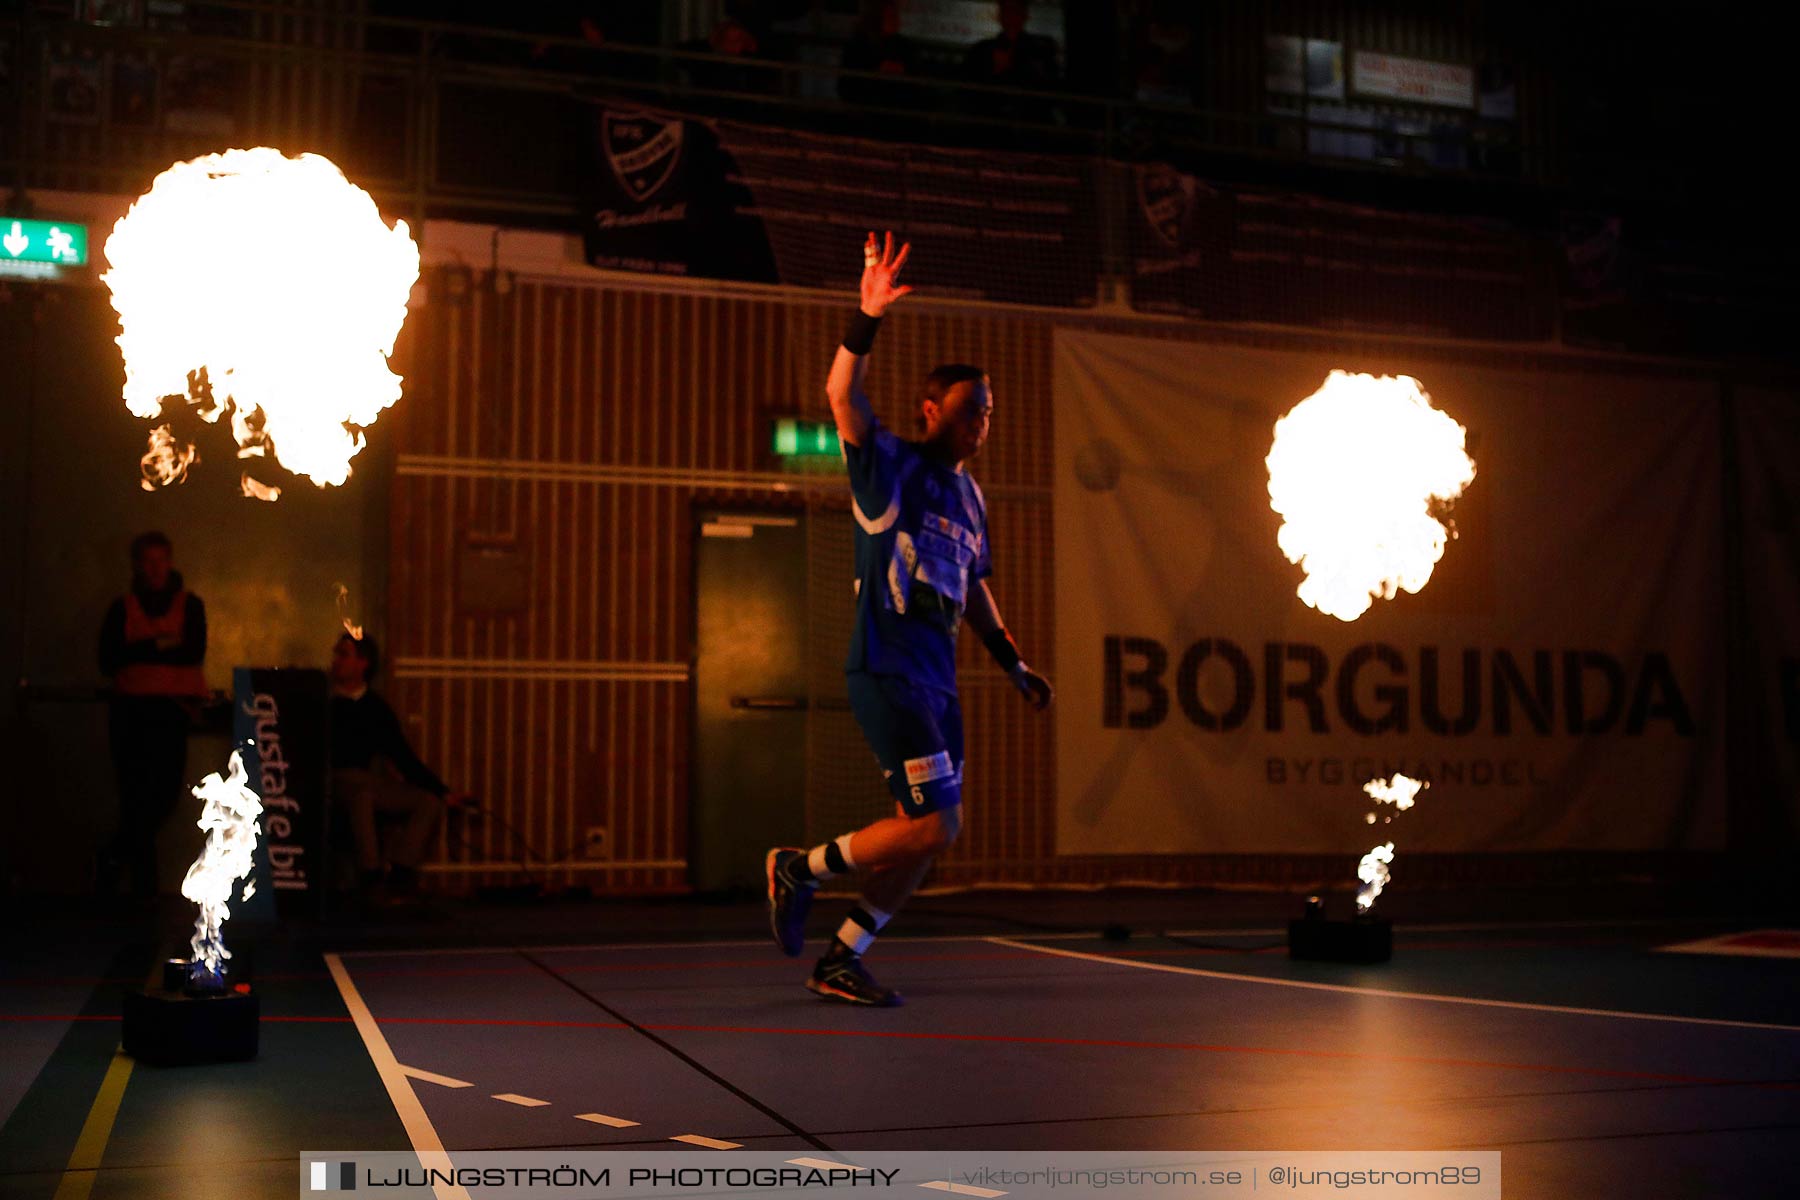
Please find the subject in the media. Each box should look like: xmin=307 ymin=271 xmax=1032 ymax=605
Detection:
xmin=1 ymin=0 xmax=1547 ymax=245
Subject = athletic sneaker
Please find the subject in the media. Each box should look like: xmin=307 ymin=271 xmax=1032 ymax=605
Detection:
xmin=806 ymin=943 xmax=904 ymax=1007
xmin=765 ymin=847 xmax=814 ymax=957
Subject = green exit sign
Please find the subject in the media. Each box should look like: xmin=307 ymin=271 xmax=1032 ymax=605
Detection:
xmin=772 ymin=417 xmax=840 ymax=459
xmin=2 ymin=217 xmax=89 ymax=267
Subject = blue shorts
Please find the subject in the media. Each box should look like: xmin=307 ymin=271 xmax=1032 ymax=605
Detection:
xmin=847 ymin=671 xmax=964 ymax=817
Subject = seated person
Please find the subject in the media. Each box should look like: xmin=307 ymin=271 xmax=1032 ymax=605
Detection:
xmin=963 ymin=0 xmax=1059 ymax=91
xmin=679 ymin=3 xmax=778 ymax=96
xmin=840 ymin=0 xmax=922 ymax=110
xmin=329 ymin=633 xmax=465 ymax=897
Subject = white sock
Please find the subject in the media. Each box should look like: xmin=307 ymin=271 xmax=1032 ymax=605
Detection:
xmin=805 ymin=832 xmax=857 ymax=881
xmin=836 ymin=902 xmax=891 ymax=955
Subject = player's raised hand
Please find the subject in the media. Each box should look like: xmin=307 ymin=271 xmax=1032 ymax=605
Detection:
xmin=860 ymin=230 xmax=913 ymax=317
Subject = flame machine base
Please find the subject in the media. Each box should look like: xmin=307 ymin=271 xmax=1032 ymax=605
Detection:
xmin=1287 ymin=912 xmax=1393 ymax=964
xmin=121 ymin=961 xmax=259 ymax=1065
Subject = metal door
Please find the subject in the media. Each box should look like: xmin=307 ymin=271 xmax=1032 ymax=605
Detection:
xmin=690 ymin=511 xmax=808 ymax=894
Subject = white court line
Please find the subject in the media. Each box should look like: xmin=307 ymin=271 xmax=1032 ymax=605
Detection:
xmin=1657 ymin=931 xmax=1800 ymax=959
xmin=493 ymin=1093 xmax=550 ymax=1107
xmin=323 ymin=954 xmax=471 ymax=1200
xmin=332 ymin=918 xmax=1699 ymax=960
xmin=989 ymin=937 xmax=1800 ymax=1033
xmin=1162 ymin=917 xmax=1709 ymax=939
xmin=919 ymin=1181 xmax=1007 ymax=1197
xmin=672 ymin=1134 xmax=741 ymax=1149
xmin=400 ymin=1066 xmax=474 ymax=1089
xmin=576 ymin=1112 xmax=641 ymax=1128
xmin=789 ymin=1157 xmax=868 ymax=1170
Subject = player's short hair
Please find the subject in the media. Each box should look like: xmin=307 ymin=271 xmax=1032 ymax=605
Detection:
xmin=129 ymin=530 xmax=172 ymax=561
xmin=338 ymin=631 xmax=380 ymax=677
xmin=920 ymin=363 xmax=987 ymax=409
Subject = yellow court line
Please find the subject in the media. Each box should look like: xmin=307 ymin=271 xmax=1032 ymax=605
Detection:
xmin=51 ymin=954 xmax=167 ymax=1200
xmin=919 ymin=1181 xmax=1008 ymax=1198
xmin=400 ymin=1065 xmax=474 ymax=1089
xmin=491 ymin=1093 xmax=549 ymax=1108
xmin=323 ymin=953 xmax=472 ymax=1200
xmin=50 ymin=1046 xmax=134 ymax=1200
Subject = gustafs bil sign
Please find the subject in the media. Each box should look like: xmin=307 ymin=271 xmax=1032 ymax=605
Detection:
xmin=233 ymin=667 xmax=331 ymax=915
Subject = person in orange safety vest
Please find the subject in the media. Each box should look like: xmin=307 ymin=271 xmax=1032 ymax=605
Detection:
xmin=96 ymin=530 xmax=208 ymax=897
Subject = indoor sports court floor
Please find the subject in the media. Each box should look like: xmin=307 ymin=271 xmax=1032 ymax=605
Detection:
xmin=3 ymin=889 xmax=1796 ymax=1199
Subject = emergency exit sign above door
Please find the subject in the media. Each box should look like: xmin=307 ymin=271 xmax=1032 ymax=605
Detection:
xmin=2 ymin=217 xmax=89 ymax=265
xmin=771 ymin=417 xmax=839 ymax=459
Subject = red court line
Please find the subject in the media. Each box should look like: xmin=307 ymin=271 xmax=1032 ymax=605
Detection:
xmin=7 ymin=1012 xmax=1789 ymax=1091
xmin=0 ymin=1013 xmax=621 ymax=1029
xmin=379 ymin=1016 xmax=631 ymax=1030
xmin=0 ymin=937 xmax=1641 ymax=989
xmin=0 ymin=951 xmax=1040 ymax=987
xmin=0 ymin=1021 xmax=358 ymax=1029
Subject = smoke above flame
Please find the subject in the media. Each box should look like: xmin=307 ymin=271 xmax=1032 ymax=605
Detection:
xmin=103 ymin=148 xmax=419 ymax=491
xmin=178 ymin=749 xmax=264 ymax=976
xmin=1266 ymin=371 xmax=1475 ymax=621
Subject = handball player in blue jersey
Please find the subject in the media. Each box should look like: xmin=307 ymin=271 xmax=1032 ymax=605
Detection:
xmin=766 ymin=232 xmax=1054 ymax=1005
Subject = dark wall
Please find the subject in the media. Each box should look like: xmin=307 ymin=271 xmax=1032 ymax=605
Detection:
xmin=0 ymin=284 xmax=378 ymax=895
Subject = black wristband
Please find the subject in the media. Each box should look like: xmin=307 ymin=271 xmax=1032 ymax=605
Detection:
xmin=842 ymin=310 xmax=883 ymax=356
xmin=982 ymin=627 xmax=1023 ymax=674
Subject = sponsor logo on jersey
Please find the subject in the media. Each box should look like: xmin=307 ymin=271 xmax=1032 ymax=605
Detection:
xmin=904 ymin=751 xmax=955 ymax=785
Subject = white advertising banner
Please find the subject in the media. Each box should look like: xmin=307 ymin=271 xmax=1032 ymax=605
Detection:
xmin=1053 ymin=331 xmax=1726 ymax=855
xmin=1352 ymin=51 xmax=1475 ymax=108
xmin=1735 ymin=388 xmax=1800 ymax=842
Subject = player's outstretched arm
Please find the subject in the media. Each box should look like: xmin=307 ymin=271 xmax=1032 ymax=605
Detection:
xmin=967 ymin=580 xmax=1053 ymax=711
xmin=826 ymin=231 xmax=912 ymax=449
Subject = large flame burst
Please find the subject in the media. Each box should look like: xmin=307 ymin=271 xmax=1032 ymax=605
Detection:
xmin=179 ymin=750 xmax=264 ymax=976
xmin=1266 ymin=371 xmax=1475 ymax=621
xmin=103 ymin=148 xmax=419 ymax=490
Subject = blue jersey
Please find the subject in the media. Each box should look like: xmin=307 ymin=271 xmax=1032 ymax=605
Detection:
xmin=842 ymin=420 xmax=992 ymax=696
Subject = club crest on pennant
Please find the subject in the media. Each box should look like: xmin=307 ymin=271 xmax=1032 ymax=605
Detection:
xmin=603 ymin=112 xmax=685 ymax=203
xmin=1138 ymin=163 xmax=1197 ymax=249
